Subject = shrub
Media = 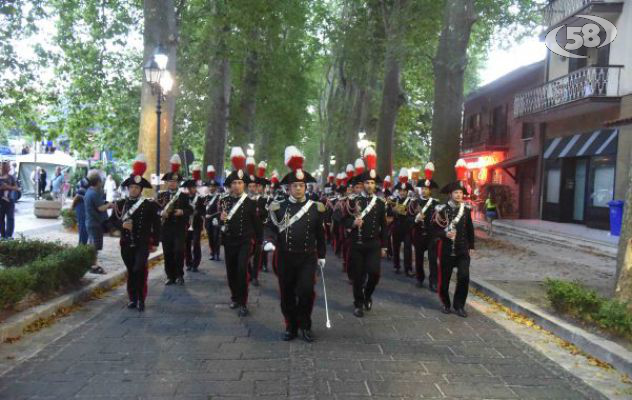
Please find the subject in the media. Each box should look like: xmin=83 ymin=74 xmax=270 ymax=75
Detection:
xmin=0 ymin=239 xmax=65 ymax=267
xmin=0 ymin=268 xmax=34 ymax=308
xmin=61 ymin=207 xmax=77 ymax=229
xmin=29 ymin=245 xmax=96 ymax=295
xmin=545 ymin=278 xmax=632 ymax=339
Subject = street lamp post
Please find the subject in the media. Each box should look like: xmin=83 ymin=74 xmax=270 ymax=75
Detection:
xmin=143 ymin=45 xmax=173 ymax=197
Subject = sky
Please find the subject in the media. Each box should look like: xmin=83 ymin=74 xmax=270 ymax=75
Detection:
xmin=479 ymin=34 xmax=547 ymax=86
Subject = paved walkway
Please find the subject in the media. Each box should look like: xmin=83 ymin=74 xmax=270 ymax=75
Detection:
xmin=0 ymin=242 xmax=606 ymax=400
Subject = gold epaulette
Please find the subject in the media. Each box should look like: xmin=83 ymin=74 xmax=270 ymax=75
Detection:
xmin=316 ymin=201 xmax=326 ymax=212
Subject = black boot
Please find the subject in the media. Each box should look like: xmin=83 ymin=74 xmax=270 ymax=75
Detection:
xmin=364 ymin=298 xmax=372 ymax=311
xmin=300 ymin=329 xmax=315 ymax=343
xmin=282 ymin=328 xmax=297 ymax=341
xmin=238 ymin=305 xmax=249 ymax=317
xmin=127 ymin=301 xmax=137 ymax=309
xmin=353 ymin=307 xmax=364 ymax=318
xmin=138 ymin=301 xmax=145 ymax=312
xmin=165 ymin=279 xmax=176 ymax=286
xmin=454 ymin=308 xmax=468 ymax=318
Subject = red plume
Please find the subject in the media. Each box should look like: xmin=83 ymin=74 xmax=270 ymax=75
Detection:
xmin=327 ymin=172 xmax=334 ymax=183
xmin=424 ymin=162 xmax=435 ymax=180
xmin=257 ymin=161 xmax=267 ymax=178
xmin=192 ymin=164 xmax=201 ymax=181
xmin=246 ymin=157 xmax=256 ymax=175
xmin=132 ymin=154 xmax=147 ymax=176
xmin=455 ymin=159 xmax=468 ymax=181
xmin=230 ymin=147 xmax=246 ymax=170
xmin=284 ymin=146 xmax=304 ymax=171
xmin=363 ymin=146 xmax=377 ymax=170
xmin=206 ymin=165 xmax=216 ymax=179
xmin=170 ymin=154 xmax=181 ymax=173
xmin=345 ymin=164 xmax=354 ymax=179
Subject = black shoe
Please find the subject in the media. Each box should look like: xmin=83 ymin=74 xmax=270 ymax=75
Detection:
xmin=282 ymin=329 xmax=297 ymax=341
xmin=441 ymin=305 xmax=451 ymax=314
xmin=138 ymin=301 xmax=145 ymax=312
xmin=238 ymin=305 xmax=249 ymax=317
xmin=429 ymin=283 xmax=437 ymax=292
xmin=186 ymin=265 xmax=192 ymax=271
xmin=455 ymin=308 xmax=468 ymax=318
xmin=209 ymin=255 xmax=215 ymax=261
xmin=252 ymin=279 xmax=260 ymax=287
xmin=229 ymin=302 xmax=239 ymax=309
xmin=415 ymin=280 xmax=424 ymax=288
xmin=353 ymin=307 xmax=364 ymax=318
xmin=364 ymin=299 xmax=372 ymax=311
xmin=176 ymin=277 xmax=185 ymax=285
xmin=165 ymin=279 xmax=176 ymax=286
xmin=127 ymin=301 xmax=137 ymax=309
xmin=192 ymin=267 xmax=199 ymax=273
xmin=300 ymin=329 xmax=314 ymax=343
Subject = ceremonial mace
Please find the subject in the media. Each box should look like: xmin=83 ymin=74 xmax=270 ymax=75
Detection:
xmin=319 ymin=262 xmax=332 ymax=329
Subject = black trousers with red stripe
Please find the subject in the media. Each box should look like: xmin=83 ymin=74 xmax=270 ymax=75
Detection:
xmin=249 ymin=241 xmax=263 ymax=280
xmin=205 ymin=221 xmax=222 ymax=259
xmin=162 ymin=232 xmax=185 ymax=280
xmin=121 ymin=245 xmax=149 ymax=303
xmin=185 ymin=227 xmax=202 ymax=269
xmin=438 ymin=241 xmax=470 ymax=310
xmin=224 ymin=242 xmax=251 ymax=306
xmin=414 ymin=235 xmax=438 ymax=285
xmin=276 ymin=251 xmax=317 ymax=331
xmin=349 ymin=243 xmax=381 ymax=308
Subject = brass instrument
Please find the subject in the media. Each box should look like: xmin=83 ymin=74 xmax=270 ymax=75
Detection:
xmin=161 ymin=189 xmax=182 ymax=224
xmin=386 ymin=198 xmax=408 ymax=216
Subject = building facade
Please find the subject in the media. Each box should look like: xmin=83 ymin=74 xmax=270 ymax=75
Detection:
xmin=513 ymin=0 xmax=632 ymax=230
xmin=461 ymin=61 xmax=546 ymax=219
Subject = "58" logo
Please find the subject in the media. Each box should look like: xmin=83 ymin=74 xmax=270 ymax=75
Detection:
xmin=545 ymin=15 xmax=617 ymax=59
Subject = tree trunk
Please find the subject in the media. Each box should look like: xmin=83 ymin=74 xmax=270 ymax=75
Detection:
xmin=376 ymin=0 xmax=408 ymax=178
xmin=234 ymin=48 xmax=259 ymax=146
xmin=614 ymin=163 xmax=632 ymax=303
xmin=430 ymin=0 xmax=477 ymax=187
xmin=137 ymin=0 xmax=177 ymax=189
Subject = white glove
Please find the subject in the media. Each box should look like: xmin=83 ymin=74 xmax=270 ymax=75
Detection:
xmin=263 ymin=242 xmax=276 ymax=252
xmin=212 ymin=218 xmax=219 ymax=226
xmin=317 ymin=259 xmax=326 ymax=269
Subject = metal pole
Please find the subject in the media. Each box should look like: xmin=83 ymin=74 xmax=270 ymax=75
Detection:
xmin=155 ymin=90 xmax=162 ymax=198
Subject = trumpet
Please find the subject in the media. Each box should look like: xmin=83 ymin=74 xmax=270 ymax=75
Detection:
xmin=386 ymin=198 xmax=408 ymax=216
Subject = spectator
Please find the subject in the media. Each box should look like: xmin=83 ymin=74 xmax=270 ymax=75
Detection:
xmin=484 ymin=193 xmax=501 ymax=236
xmin=51 ymin=166 xmax=64 ymax=201
xmin=62 ymin=170 xmax=70 ymax=204
xmin=38 ymin=167 xmax=47 ymax=198
xmin=72 ymin=178 xmax=90 ymax=245
xmin=84 ymin=169 xmax=113 ymax=273
xmin=0 ymin=160 xmax=20 ymax=240
xmin=104 ymin=174 xmax=118 ymax=202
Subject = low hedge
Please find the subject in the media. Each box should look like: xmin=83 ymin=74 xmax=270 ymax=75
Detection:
xmin=0 ymin=240 xmax=96 ymax=309
xmin=61 ymin=208 xmax=77 ymax=230
xmin=0 ymin=239 xmax=65 ymax=267
xmin=544 ymin=279 xmax=632 ymax=339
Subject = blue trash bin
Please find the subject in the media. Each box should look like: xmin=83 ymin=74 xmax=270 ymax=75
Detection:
xmin=608 ymin=200 xmax=624 ymax=236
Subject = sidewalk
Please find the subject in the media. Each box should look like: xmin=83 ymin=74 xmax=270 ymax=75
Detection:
xmin=474 ymin=218 xmax=618 ymax=259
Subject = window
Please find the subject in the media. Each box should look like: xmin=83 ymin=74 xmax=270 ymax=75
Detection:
xmin=522 ymin=123 xmax=535 ymax=139
xmin=589 ymin=156 xmax=615 ymax=207
xmin=523 ymin=139 xmax=532 ymax=157
xmin=546 ymin=167 xmax=561 ymax=204
xmin=491 ymin=106 xmax=507 ymax=144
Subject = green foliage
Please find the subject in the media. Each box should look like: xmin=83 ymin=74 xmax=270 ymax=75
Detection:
xmin=0 ymin=238 xmax=65 ymax=267
xmin=61 ymin=207 xmax=77 ymax=229
xmin=0 ymin=267 xmax=35 ymax=309
xmin=0 ymin=240 xmax=94 ymax=307
xmin=545 ymin=279 xmax=632 ymax=339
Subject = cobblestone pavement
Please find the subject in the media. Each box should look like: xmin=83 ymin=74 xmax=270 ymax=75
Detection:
xmin=0 ymin=243 xmax=607 ymax=399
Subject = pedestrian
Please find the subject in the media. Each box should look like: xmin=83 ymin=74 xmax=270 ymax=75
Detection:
xmin=388 ymin=168 xmax=414 ymax=276
xmin=264 ymin=146 xmax=326 ymax=342
xmin=485 ymin=192 xmax=500 ymax=236
xmin=433 ymin=160 xmax=475 ymax=318
xmin=203 ymin=169 xmax=222 ymax=261
xmin=412 ymin=162 xmax=439 ymax=292
xmin=38 ymin=167 xmax=47 ymax=198
xmin=183 ymin=165 xmax=204 ymax=273
xmin=219 ymin=147 xmax=262 ymax=317
xmin=104 ymin=174 xmax=118 ymax=202
xmin=157 ymin=155 xmax=192 ymax=285
xmin=61 ymin=170 xmax=70 ymax=204
xmin=0 ymin=160 xmax=20 ymax=240
xmin=343 ymin=147 xmax=388 ymax=318
xmin=72 ymin=178 xmax=90 ymax=245
xmin=84 ymin=169 xmax=113 ymax=273
xmin=111 ymin=155 xmax=161 ymax=312
xmin=51 ymin=166 xmax=64 ymax=201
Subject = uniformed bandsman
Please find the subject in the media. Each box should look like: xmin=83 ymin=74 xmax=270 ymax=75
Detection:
xmin=264 ymin=146 xmax=326 ymax=342
xmin=343 ymin=147 xmax=388 ymax=318
xmin=220 ymin=147 xmax=262 ymax=317
xmin=412 ymin=162 xmax=439 ymax=291
xmin=204 ymin=166 xmax=222 ymax=261
xmin=388 ymin=168 xmax=415 ymax=276
xmin=433 ymin=159 xmax=475 ymax=317
xmin=183 ymin=165 xmax=204 ymax=273
xmin=157 ymin=155 xmax=193 ymax=285
xmin=111 ymin=155 xmax=161 ymax=311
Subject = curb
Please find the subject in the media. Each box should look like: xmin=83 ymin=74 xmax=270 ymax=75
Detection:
xmin=0 ymin=250 xmax=163 ymax=343
xmin=470 ymin=277 xmax=632 ymax=378
xmin=474 ymin=221 xmax=617 ymax=259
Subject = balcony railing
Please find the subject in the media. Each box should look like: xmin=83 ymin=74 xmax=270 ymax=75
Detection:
xmin=513 ymin=65 xmax=621 ymax=118
xmin=543 ymin=0 xmax=619 ymax=28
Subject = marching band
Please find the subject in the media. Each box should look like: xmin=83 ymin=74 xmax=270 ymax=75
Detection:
xmin=110 ymin=145 xmax=475 ymax=342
